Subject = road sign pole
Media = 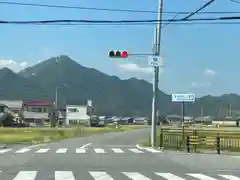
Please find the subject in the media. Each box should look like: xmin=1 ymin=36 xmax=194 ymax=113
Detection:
xmin=151 ymin=0 xmax=163 ymax=148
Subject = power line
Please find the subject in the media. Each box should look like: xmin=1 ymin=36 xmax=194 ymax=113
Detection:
xmin=164 ymin=0 xmax=216 ymax=29
xmin=1 ymin=21 xmax=240 ymax=26
xmin=182 ymin=0 xmax=215 ymax=20
xmin=0 ymin=1 xmax=240 ymax=14
xmin=0 ymin=15 xmax=240 ymax=24
xmin=229 ymin=0 xmax=240 ymax=4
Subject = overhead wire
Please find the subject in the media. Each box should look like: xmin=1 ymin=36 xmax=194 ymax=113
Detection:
xmin=3 ymin=22 xmax=239 ymax=26
xmin=228 ymin=0 xmax=240 ymax=4
xmin=0 ymin=1 xmax=239 ymax=14
xmin=0 ymin=15 xmax=240 ymax=24
xmin=182 ymin=0 xmax=216 ymax=20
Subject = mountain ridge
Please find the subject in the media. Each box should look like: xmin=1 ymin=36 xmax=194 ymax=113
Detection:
xmin=0 ymin=55 xmax=238 ymax=117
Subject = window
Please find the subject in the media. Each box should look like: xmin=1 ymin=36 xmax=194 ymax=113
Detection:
xmin=67 ymin=108 xmax=79 ymax=113
xmin=31 ymin=107 xmax=42 ymax=112
xmin=43 ymin=108 xmax=47 ymax=112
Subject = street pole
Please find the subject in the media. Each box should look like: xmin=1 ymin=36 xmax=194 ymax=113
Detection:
xmin=151 ymin=0 xmax=163 ymax=148
xmin=55 ymin=87 xmax=58 ymax=111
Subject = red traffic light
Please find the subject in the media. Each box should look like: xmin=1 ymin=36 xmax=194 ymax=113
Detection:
xmin=108 ymin=50 xmax=128 ymax=58
xmin=121 ymin=51 xmax=128 ymax=58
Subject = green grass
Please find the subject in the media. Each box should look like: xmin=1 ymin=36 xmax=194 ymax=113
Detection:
xmin=0 ymin=125 xmax=146 ymax=144
xmin=143 ymin=127 xmax=240 ymax=152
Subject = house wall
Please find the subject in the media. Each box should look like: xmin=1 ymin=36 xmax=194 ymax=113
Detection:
xmin=66 ymin=105 xmax=90 ymax=125
xmin=24 ymin=106 xmax=51 ymax=113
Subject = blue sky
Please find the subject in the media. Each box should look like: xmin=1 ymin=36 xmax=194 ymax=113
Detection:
xmin=0 ymin=0 xmax=239 ymax=97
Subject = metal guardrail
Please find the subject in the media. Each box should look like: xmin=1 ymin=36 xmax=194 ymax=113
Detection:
xmin=158 ymin=128 xmax=240 ymax=154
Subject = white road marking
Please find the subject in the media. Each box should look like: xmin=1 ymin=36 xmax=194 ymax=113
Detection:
xmin=13 ymin=171 xmax=37 ymax=180
xmin=111 ymin=148 xmax=124 ymax=153
xmin=25 ymin=143 xmax=46 ymax=149
xmin=155 ymin=173 xmax=185 ymax=180
xmin=55 ymin=171 xmax=75 ymax=180
xmin=219 ymin=174 xmax=240 ymax=180
xmin=76 ymin=148 xmax=86 ymax=153
xmin=144 ymin=148 xmax=162 ymax=153
xmin=15 ymin=148 xmax=31 ymax=154
xmin=56 ymin=148 xmax=67 ymax=154
xmin=80 ymin=143 xmax=92 ymax=149
xmin=129 ymin=148 xmax=144 ymax=153
xmin=89 ymin=171 xmax=114 ymax=180
xmin=136 ymin=144 xmax=162 ymax=153
xmin=122 ymin=172 xmax=151 ymax=180
xmin=36 ymin=148 xmax=50 ymax=153
xmin=94 ymin=148 xmax=105 ymax=153
xmin=0 ymin=148 xmax=12 ymax=154
xmin=187 ymin=173 xmax=218 ymax=180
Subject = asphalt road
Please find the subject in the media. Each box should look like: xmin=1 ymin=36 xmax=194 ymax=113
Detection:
xmin=0 ymin=128 xmax=240 ymax=179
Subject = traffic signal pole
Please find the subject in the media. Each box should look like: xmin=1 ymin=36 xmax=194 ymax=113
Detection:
xmin=151 ymin=0 xmax=163 ymax=148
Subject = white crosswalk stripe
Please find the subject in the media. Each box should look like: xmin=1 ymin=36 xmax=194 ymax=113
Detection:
xmin=13 ymin=171 xmax=37 ymax=180
xmin=15 ymin=148 xmax=31 ymax=154
xmin=4 ymin=171 xmax=240 ymax=180
xmin=56 ymin=148 xmax=67 ymax=154
xmin=89 ymin=171 xmax=115 ymax=180
xmin=122 ymin=172 xmax=151 ymax=180
xmin=155 ymin=172 xmax=186 ymax=180
xmin=0 ymin=148 xmax=12 ymax=154
xmin=111 ymin=148 xmax=124 ymax=153
xmin=187 ymin=173 xmax=218 ymax=180
xmin=0 ymin=147 xmax=159 ymax=154
xmin=55 ymin=171 xmax=75 ymax=180
xmin=218 ymin=174 xmax=240 ymax=180
xmin=76 ymin=148 xmax=86 ymax=153
xmin=36 ymin=148 xmax=50 ymax=153
xmin=129 ymin=148 xmax=144 ymax=153
xmin=94 ymin=148 xmax=105 ymax=153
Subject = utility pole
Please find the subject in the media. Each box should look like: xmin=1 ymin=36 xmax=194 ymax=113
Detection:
xmin=151 ymin=0 xmax=163 ymax=148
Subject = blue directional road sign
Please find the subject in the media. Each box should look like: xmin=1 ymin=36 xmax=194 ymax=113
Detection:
xmin=172 ymin=94 xmax=195 ymax=102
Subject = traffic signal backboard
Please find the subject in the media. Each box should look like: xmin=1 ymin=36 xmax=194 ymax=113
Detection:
xmin=108 ymin=51 xmax=128 ymax=58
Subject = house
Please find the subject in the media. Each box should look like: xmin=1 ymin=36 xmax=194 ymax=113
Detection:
xmin=23 ymin=100 xmax=53 ymax=113
xmin=133 ymin=117 xmax=147 ymax=125
xmin=23 ymin=100 xmax=55 ymax=126
xmin=0 ymin=100 xmax=23 ymax=114
xmin=66 ymin=105 xmax=90 ymax=125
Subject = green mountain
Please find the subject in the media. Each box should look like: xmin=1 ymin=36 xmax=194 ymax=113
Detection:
xmin=0 ymin=67 xmax=49 ymax=100
xmin=0 ymin=54 xmax=235 ymax=117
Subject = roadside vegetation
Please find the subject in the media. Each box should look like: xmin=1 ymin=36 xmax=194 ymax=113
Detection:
xmin=0 ymin=124 xmax=145 ymax=144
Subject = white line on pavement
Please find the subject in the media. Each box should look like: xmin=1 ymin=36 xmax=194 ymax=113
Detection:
xmin=155 ymin=173 xmax=185 ymax=180
xmin=79 ymin=143 xmax=92 ymax=149
xmin=89 ymin=171 xmax=114 ymax=180
xmin=13 ymin=171 xmax=37 ymax=180
xmin=55 ymin=171 xmax=75 ymax=180
xmin=111 ymin=148 xmax=124 ymax=153
xmin=36 ymin=148 xmax=50 ymax=153
xmin=15 ymin=148 xmax=31 ymax=154
xmin=122 ymin=172 xmax=151 ymax=180
xmin=56 ymin=148 xmax=67 ymax=154
xmin=76 ymin=148 xmax=86 ymax=153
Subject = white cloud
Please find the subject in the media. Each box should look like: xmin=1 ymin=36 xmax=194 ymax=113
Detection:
xmin=0 ymin=59 xmax=28 ymax=72
xmin=204 ymin=68 xmax=216 ymax=76
xmin=191 ymin=82 xmax=212 ymax=88
xmin=118 ymin=63 xmax=153 ymax=74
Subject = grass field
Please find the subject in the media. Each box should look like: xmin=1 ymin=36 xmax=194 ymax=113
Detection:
xmin=143 ymin=126 xmax=240 ymax=152
xmin=0 ymin=124 xmax=145 ymax=144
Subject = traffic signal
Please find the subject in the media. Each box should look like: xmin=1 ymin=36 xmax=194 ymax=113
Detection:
xmin=108 ymin=50 xmax=128 ymax=58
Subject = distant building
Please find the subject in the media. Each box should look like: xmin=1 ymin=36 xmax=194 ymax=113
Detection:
xmin=65 ymin=105 xmax=90 ymax=125
xmin=0 ymin=100 xmax=23 ymax=113
xmin=23 ymin=100 xmax=53 ymax=113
